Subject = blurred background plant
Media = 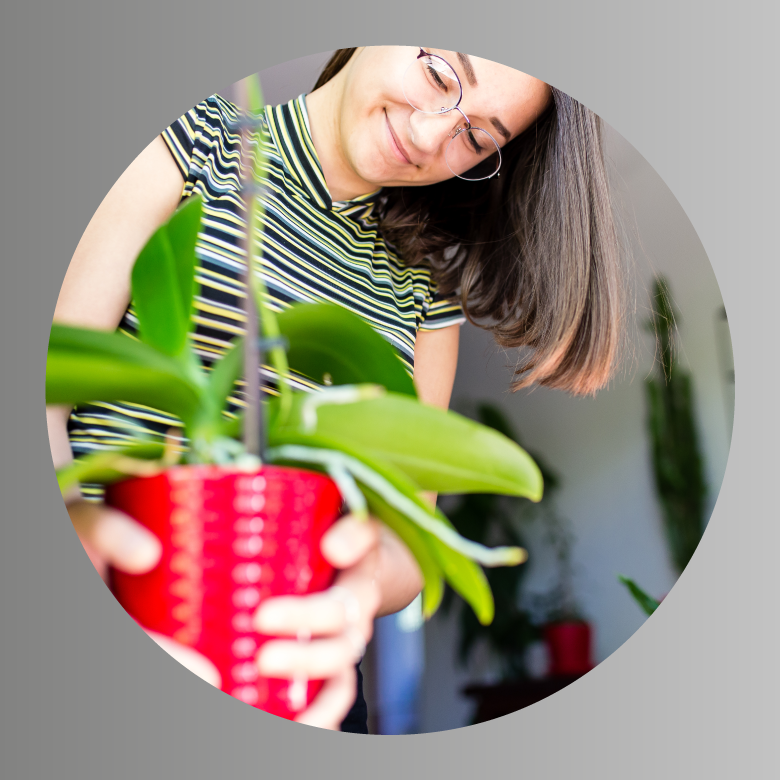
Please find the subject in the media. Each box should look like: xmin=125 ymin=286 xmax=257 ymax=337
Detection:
xmin=442 ymin=403 xmax=581 ymax=681
xmin=645 ymin=275 xmax=708 ymax=574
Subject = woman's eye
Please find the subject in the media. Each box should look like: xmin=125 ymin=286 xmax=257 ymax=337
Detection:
xmin=425 ymin=63 xmax=449 ymax=92
xmin=467 ymin=131 xmax=485 ymax=154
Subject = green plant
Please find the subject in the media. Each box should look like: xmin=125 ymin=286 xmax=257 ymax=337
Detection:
xmin=443 ymin=403 xmax=570 ymax=680
xmin=645 ymin=276 xmax=707 ymax=574
xmin=617 ymin=575 xmax=660 ymax=617
xmin=46 ymin=76 xmax=544 ymax=628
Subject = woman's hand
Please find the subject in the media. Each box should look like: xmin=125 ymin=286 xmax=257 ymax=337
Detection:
xmin=66 ymin=498 xmax=222 ymax=688
xmin=253 ymin=514 xmax=417 ymax=730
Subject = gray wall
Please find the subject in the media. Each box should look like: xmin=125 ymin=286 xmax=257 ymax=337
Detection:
xmin=221 ymin=52 xmax=732 ymax=733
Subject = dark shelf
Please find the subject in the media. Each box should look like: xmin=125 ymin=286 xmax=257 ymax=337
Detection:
xmin=462 ymin=674 xmax=586 ymax=723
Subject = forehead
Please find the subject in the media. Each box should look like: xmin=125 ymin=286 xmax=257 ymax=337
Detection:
xmin=430 ymin=48 xmax=551 ymax=136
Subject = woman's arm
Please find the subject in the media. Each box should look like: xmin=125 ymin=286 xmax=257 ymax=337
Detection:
xmin=413 ymin=324 xmax=460 ymax=409
xmin=372 ymin=323 xmax=461 ymax=616
xmin=54 ymin=134 xmax=184 ymax=330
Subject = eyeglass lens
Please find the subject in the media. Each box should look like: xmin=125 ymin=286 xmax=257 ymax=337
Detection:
xmin=445 ymin=127 xmax=501 ymax=181
xmin=402 ymin=51 xmax=501 ymax=181
xmin=402 ymin=53 xmax=462 ymax=114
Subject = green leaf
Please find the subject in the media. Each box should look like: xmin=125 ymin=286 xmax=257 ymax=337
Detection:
xmin=56 ymin=442 xmax=167 ymax=493
xmin=46 ymin=324 xmax=203 ymax=425
xmin=304 ymin=393 xmax=544 ymax=499
xmin=361 ymin=485 xmax=445 ymax=619
xmin=131 ymin=196 xmax=203 ymax=356
xmin=266 ymin=433 xmax=516 ymax=624
xmin=277 ymin=303 xmax=417 ymax=397
xmin=422 ymin=509 xmax=495 ymax=625
xmin=618 ymin=575 xmax=661 ymax=616
xmin=206 ymin=337 xmax=244 ymax=418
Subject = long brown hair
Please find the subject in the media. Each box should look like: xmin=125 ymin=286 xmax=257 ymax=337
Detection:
xmin=314 ymin=49 xmax=626 ymax=395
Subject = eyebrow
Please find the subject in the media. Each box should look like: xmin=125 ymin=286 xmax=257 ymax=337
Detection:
xmin=456 ymin=52 xmax=478 ymax=87
xmin=455 ymin=52 xmax=512 ymax=141
xmin=489 ymin=117 xmax=511 ymax=141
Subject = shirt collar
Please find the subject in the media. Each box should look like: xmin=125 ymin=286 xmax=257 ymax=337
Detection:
xmin=264 ymin=94 xmax=381 ymax=214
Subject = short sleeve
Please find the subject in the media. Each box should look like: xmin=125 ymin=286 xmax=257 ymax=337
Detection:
xmin=160 ymin=95 xmax=244 ymax=200
xmin=160 ymin=100 xmax=209 ymax=186
xmin=419 ymin=283 xmax=466 ymax=331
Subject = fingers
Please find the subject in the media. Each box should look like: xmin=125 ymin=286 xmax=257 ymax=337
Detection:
xmin=256 ymin=632 xmax=365 ymax=679
xmin=254 ymin=576 xmax=379 ymax=639
xmin=146 ymin=630 xmax=222 ymax=688
xmin=253 ymin=592 xmax=352 ymax=637
xmin=320 ymin=514 xmax=381 ymax=569
xmin=68 ymin=500 xmax=162 ymax=575
xmin=293 ymin=666 xmax=357 ymax=731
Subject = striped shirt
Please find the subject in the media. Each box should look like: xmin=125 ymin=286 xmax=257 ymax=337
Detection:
xmin=68 ymin=94 xmax=464 ymax=491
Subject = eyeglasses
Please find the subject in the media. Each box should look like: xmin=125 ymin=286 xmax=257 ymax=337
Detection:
xmin=402 ymin=47 xmax=502 ymax=181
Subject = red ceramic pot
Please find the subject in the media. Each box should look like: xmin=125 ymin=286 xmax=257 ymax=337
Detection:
xmin=106 ymin=464 xmax=342 ymax=719
xmin=543 ymin=621 xmax=594 ymax=676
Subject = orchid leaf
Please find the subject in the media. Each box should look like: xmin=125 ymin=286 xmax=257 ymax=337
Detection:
xmin=266 ymin=433 xmax=515 ymax=623
xmin=46 ymin=324 xmax=203 ymax=426
xmin=206 ymin=336 xmax=244 ymax=420
xmin=360 ymin=485 xmax=445 ymax=618
xmin=130 ymin=196 xmax=203 ymax=356
xmin=276 ymin=303 xmax=417 ymax=397
xmin=55 ymin=442 xmax=168 ymax=494
xmin=275 ymin=391 xmax=543 ymax=499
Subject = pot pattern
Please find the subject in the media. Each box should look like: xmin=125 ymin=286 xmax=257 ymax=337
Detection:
xmin=107 ymin=465 xmax=343 ymax=719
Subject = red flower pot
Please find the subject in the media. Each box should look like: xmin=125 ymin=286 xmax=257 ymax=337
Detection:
xmin=106 ymin=464 xmax=342 ymax=719
xmin=543 ymin=621 xmax=594 ymax=676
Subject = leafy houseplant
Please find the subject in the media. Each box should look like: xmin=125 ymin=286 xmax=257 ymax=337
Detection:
xmin=447 ymin=404 xmax=593 ymax=680
xmin=46 ymin=77 xmax=544 ymax=719
xmin=645 ymin=276 xmax=707 ymax=574
xmin=443 ymin=404 xmax=559 ymax=681
xmin=618 ymin=575 xmax=661 ymax=617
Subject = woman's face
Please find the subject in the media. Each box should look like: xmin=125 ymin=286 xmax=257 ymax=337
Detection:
xmin=334 ymin=46 xmax=552 ymax=189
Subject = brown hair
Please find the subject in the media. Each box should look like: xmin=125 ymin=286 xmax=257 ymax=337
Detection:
xmin=315 ymin=49 xmax=627 ymax=395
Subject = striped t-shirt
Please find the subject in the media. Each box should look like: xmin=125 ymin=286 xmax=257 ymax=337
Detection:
xmin=68 ymin=93 xmax=465 ymax=480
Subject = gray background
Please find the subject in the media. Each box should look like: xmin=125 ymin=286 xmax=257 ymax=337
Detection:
xmin=2 ymin=0 xmax=777 ymax=777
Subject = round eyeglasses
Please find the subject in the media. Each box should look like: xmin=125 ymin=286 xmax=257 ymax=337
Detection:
xmin=401 ymin=47 xmax=502 ymax=181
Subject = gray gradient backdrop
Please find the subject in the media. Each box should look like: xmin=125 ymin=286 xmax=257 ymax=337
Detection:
xmin=1 ymin=1 xmax=777 ymax=777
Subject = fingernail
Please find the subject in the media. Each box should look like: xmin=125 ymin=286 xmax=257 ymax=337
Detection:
xmin=117 ymin=523 xmax=162 ymax=572
xmin=322 ymin=522 xmax=362 ymax=559
xmin=256 ymin=644 xmax=287 ymax=674
xmin=253 ymin=602 xmax=285 ymax=632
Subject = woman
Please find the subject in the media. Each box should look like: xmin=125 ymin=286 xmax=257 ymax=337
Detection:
xmin=47 ymin=46 xmax=624 ymax=732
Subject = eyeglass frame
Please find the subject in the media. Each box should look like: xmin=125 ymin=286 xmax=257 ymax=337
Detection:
xmin=404 ymin=47 xmax=502 ymax=181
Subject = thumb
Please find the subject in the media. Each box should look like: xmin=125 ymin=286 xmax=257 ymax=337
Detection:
xmin=145 ymin=631 xmax=222 ymax=688
xmin=69 ymin=500 xmax=162 ymax=574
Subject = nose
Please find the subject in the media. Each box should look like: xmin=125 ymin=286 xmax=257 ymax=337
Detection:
xmin=408 ymin=110 xmax=460 ymax=158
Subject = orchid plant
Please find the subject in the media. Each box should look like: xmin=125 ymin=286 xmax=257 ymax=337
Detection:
xmin=46 ymin=77 xmax=543 ymax=626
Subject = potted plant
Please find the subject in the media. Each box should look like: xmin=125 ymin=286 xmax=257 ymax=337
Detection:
xmin=46 ymin=76 xmax=544 ymax=720
xmin=443 ymin=403 xmax=552 ymax=682
xmin=446 ymin=404 xmax=591 ymax=723
xmin=531 ymin=515 xmax=593 ymax=677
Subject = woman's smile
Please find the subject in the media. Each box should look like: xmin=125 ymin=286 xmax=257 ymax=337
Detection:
xmin=384 ymin=110 xmax=414 ymax=166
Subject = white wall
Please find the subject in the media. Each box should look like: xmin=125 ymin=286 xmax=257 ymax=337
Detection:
xmin=419 ymin=122 xmax=733 ymax=732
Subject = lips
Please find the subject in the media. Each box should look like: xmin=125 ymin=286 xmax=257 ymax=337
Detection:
xmin=385 ymin=111 xmax=413 ymax=165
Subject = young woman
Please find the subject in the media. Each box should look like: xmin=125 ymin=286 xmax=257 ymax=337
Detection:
xmin=47 ymin=46 xmax=624 ymax=732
